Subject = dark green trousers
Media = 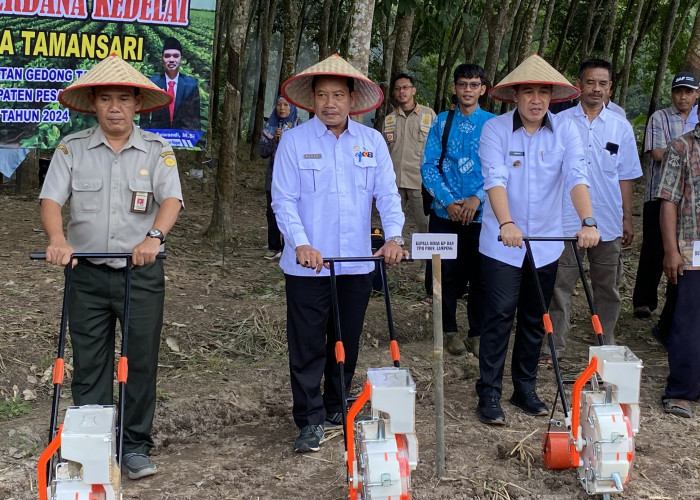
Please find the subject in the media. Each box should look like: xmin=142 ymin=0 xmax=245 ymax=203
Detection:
xmin=68 ymin=260 xmax=164 ymax=455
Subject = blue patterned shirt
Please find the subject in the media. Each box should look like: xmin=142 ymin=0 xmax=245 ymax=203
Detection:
xmin=421 ymin=105 xmax=495 ymax=221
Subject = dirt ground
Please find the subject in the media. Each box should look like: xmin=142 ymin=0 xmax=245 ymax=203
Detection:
xmin=1 ymin=152 xmax=699 ymax=500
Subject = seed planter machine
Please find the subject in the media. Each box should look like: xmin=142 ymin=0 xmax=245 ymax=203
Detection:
xmin=31 ymin=252 xmax=164 ymax=500
xmin=524 ymin=238 xmax=643 ymax=499
xmin=325 ymin=257 xmax=418 ymax=500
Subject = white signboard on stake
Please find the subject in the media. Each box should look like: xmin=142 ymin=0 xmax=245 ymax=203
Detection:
xmin=411 ymin=233 xmax=458 ymax=260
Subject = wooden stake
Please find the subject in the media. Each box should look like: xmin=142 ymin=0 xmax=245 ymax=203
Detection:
xmin=432 ymin=254 xmax=445 ymax=477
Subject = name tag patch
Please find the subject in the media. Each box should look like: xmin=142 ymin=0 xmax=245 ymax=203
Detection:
xmin=509 ymin=151 xmax=525 ymax=156
xmin=131 ymin=191 xmax=151 ymax=213
xmin=304 ymin=153 xmax=322 ymax=159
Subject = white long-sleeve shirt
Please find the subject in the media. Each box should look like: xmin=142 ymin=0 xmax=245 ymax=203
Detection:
xmin=558 ymin=104 xmax=642 ymax=241
xmin=479 ymin=109 xmax=589 ymax=268
xmin=271 ymin=116 xmax=404 ymax=276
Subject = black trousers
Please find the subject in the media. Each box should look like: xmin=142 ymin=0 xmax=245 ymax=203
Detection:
xmin=428 ymin=214 xmax=483 ymax=337
xmin=68 ymin=260 xmax=164 ymax=456
xmin=633 ymin=200 xmax=677 ymax=332
xmin=665 ymin=271 xmax=700 ymax=401
xmin=266 ymin=190 xmax=283 ymax=252
xmin=284 ymin=273 xmax=372 ymax=428
xmin=476 ymin=254 xmax=558 ymax=400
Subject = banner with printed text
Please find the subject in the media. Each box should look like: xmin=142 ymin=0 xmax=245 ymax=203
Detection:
xmin=0 ymin=0 xmax=215 ymax=149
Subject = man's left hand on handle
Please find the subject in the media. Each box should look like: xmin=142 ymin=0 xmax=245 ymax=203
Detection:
xmin=132 ymin=237 xmax=162 ymax=267
xmin=575 ymin=226 xmax=601 ymax=248
xmin=374 ymin=240 xmax=409 ymax=265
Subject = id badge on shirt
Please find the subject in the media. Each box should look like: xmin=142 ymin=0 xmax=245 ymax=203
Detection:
xmin=131 ymin=191 xmax=151 ymax=213
xmin=693 ymin=240 xmax=700 ymax=267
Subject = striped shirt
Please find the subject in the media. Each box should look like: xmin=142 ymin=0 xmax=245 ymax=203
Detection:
xmin=644 ymin=105 xmax=688 ymax=201
xmin=656 ymin=125 xmax=700 ymax=268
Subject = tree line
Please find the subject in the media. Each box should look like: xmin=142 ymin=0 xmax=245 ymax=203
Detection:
xmin=203 ymin=0 xmax=700 ymax=244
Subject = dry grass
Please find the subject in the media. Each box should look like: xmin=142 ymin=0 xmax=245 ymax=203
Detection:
xmin=205 ymin=306 xmax=288 ymax=359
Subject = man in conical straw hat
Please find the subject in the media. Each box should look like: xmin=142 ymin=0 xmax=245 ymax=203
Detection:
xmin=272 ymin=53 xmax=408 ymax=452
xmin=39 ymin=54 xmax=183 ymax=478
xmin=474 ymin=53 xmax=600 ymax=426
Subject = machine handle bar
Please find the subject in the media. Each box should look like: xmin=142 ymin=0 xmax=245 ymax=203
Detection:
xmin=30 ymin=252 xmax=167 ymax=260
xmin=497 ymin=236 xmax=579 ymax=242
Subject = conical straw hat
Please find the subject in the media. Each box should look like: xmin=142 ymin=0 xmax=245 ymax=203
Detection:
xmin=281 ymin=54 xmax=383 ymax=115
xmin=489 ymin=53 xmax=580 ymax=103
xmin=58 ymin=54 xmax=172 ymax=114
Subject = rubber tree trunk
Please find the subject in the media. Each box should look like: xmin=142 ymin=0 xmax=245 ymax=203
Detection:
xmin=205 ymin=0 xmax=252 ymax=247
xmin=617 ymin=0 xmax=645 ymax=109
xmin=602 ymin=0 xmax=618 ymax=60
xmin=483 ymin=0 xmax=522 ymax=108
xmin=552 ymin=0 xmax=579 ymax=69
xmin=346 ymin=0 xmax=377 ymax=121
xmin=374 ymin=4 xmax=416 ymax=132
xmin=374 ymin=10 xmax=395 ymax=132
xmin=517 ymin=0 xmax=541 ymax=64
xmin=646 ymin=0 xmax=679 ymax=118
xmin=538 ymin=0 xmax=556 ymax=56
xmin=280 ymin=0 xmax=302 ymax=87
xmin=684 ymin=5 xmax=700 ymax=76
xmin=347 ymin=0 xmax=376 ymax=76
xmin=250 ymin=0 xmax=279 ymax=160
xmin=318 ymin=0 xmax=332 ymax=59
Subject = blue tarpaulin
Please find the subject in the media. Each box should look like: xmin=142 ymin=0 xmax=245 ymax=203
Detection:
xmin=0 ymin=148 xmax=29 ymax=178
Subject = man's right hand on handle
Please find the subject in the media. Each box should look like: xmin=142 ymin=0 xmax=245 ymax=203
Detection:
xmin=45 ymin=239 xmax=75 ymax=267
xmin=296 ymin=244 xmax=326 ymax=274
xmin=499 ymin=222 xmax=523 ymax=248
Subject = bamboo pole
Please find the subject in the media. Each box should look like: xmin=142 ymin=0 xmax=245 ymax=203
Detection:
xmin=432 ymin=254 xmax=445 ymax=477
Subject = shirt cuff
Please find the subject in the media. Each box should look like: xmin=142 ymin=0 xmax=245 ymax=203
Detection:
xmin=291 ymin=231 xmax=310 ymax=249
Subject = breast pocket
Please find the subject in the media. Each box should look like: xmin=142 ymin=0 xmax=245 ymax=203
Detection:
xmin=129 ymin=178 xmax=154 ymax=214
xmin=541 ymin=149 xmax=565 ymax=168
xmin=354 ymin=157 xmax=377 ymax=192
xmin=602 ymin=152 xmax=618 ymax=175
xmin=71 ymin=178 xmax=103 ymax=212
xmin=299 ymin=159 xmax=326 ymax=193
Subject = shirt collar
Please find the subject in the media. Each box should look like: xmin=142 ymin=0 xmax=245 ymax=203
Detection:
xmin=88 ymin=123 xmax=147 ymax=152
xmin=166 ymin=74 xmax=179 ymax=85
xmin=455 ymin=104 xmax=483 ymax=122
xmin=512 ymin=109 xmax=553 ymax=132
xmin=312 ymin=114 xmax=357 ymax=137
xmin=395 ymin=104 xmax=418 ymax=116
xmin=575 ymin=102 xmax=607 ymax=122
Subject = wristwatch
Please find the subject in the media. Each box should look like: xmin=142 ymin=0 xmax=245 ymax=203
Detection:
xmin=147 ymin=228 xmax=166 ymax=243
xmin=386 ymin=236 xmax=405 ymax=246
xmin=581 ymin=217 xmax=597 ymax=228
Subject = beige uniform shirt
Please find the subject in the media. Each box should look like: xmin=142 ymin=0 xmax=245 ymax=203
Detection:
xmin=40 ymin=125 xmax=183 ymax=267
xmin=383 ymin=103 xmax=436 ymax=190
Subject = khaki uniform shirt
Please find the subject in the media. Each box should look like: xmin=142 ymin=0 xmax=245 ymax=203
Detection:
xmin=383 ymin=103 xmax=436 ymax=190
xmin=40 ymin=125 xmax=183 ymax=268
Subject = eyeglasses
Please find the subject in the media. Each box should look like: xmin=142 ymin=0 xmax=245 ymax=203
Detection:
xmin=455 ymin=81 xmax=484 ymax=90
xmin=394 ymin=85 xmax=414 ymax=92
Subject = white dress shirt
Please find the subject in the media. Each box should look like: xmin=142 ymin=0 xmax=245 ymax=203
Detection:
xmin=606 ymin=100 xmax=626 ymax=118
xmin=683 ymin=104 xmax=698 ymax=134
xmin=271 ymin=115 xmax=404 ymax=276
xmin=479 ymin=109 xmax=589 ymax=268
xmin=558 ymin=104 xmax=642 ymax=241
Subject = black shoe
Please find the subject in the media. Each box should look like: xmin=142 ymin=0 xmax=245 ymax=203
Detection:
xmin=477 ymin=395 xmax=505 ymax=425
xmin=509 ymin=390 xmax=548 ymax=416
xmin=633 ymin=306 xmax=652 ymax=319
xmin=651 ymin=325 xmax=669 ymax=350
xmin=324 ymin=412 xmax=343 ymax=429
xmin=294 ymin=425 xmax=324 ymax=453
xmin=324 ymin=411 xmax=371 ymax=428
